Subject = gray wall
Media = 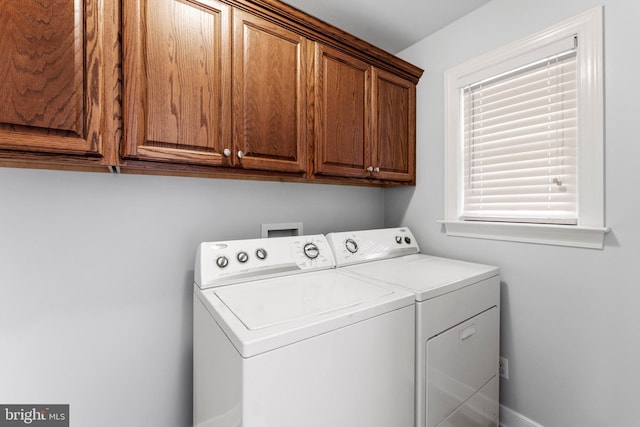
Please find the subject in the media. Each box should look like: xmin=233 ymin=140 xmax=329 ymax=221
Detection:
xmin=0 ymin=167 xmax=383 ymax=427
xmin=387 ymin=0 xmax=640 ymax=425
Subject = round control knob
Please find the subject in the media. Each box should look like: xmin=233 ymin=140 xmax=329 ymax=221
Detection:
xmin=303 ymin=243 xmax=320 ymax=259
xmin=256 ymin=248 xmax=267 ymax=260
xmin=237 ymin=151 xmax=245 ymax=159
xmin=345 ymin=238 xmax=358 ymax=254
xmin=216 ymin=256 xmax=229 ymax=268
xmin=223 ymin=148 xmax=231 ymax=157
xmin=395 ymin=236 xmax=402 ymax=244
xmin=404 ymin=236 xmax=412 ymax=244
xmin=237 ymin=251 xmax=249 ymax=263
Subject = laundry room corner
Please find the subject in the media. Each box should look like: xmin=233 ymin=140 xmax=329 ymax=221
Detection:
xmin=387 ymin=0 xmax=640 ymax=425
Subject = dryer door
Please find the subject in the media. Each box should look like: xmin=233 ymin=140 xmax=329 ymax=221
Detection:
xmin=426 ymin=307 xmax=499 ymax=427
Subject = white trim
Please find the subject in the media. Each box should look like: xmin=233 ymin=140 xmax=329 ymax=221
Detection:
xmin=574 ymin=6 xmax=605 ymax=229
xmin=443 ymin=6 xmax=606 ymax=248
xmin=500 ymin=404 xmax=544 ymax=427
xmin=439 ymin=220 xmax=609 ymax=249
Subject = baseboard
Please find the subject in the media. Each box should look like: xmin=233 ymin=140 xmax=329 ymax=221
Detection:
xmin=500 ymin=404 xmax=544 ymax=427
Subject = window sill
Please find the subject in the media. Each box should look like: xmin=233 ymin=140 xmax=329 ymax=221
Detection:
xmin=438 ymin=220 xmax=609 ymax=249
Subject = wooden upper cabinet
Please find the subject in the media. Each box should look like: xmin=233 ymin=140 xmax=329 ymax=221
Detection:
xmin=313 ymin=43 xmax=370 ymax=179
xmin=313 ymin=45 xmax=417 ymax=183
xmin=122 ymin=0 xmax=231 ymax=166
xmin=0 ymin=0 xmax=103 ymax=157
xmin=371 ymin=67 xmax=416 ymax=183
xmin=0 ymin=0 xmax=421 ymax=183
xmin=232 ymin=9 xmax=307 ymax=173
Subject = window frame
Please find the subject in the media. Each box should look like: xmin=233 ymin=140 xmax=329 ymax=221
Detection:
xmin=442 ymin=6 xmax=607 ymax=249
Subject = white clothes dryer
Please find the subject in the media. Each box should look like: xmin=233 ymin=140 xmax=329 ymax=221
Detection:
xmin=327 ymin=228 xmax=500 ymax=427
xmin=193 ymin=234 xmax=416 ymax=427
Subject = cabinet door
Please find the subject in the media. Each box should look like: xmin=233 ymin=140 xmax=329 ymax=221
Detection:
xmin=313 ymin=44 xmax=370 ymax=178
xmin=233 ymin=10 xmax=307 ymax=173
xmin=371 ymin=68 xmax=416 ymax=183
xmin=122 ymin=0 xmax=231 ymax=166
xmin=0 ymin=0 xmax=102 ymax=157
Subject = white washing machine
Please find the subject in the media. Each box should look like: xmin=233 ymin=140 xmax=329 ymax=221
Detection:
xmin=326 ymin=227 xmax=500 ymax=427
xmin=193 ymin=234 xmax=416 ymax=427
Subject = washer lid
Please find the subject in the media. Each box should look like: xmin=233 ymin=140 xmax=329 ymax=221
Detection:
xmin=196 ymin=269 xmax=414 ymax=357
xmin=344 ymin=254 xmax=499 ymax=301
xmin=215 ymin=269 xmax=393 ymax=330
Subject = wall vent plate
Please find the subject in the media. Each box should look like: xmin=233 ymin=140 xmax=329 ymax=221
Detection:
xmin=261 ymin=222 xmax=303 ymax=238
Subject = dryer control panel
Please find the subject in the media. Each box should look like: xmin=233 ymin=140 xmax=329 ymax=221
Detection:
xmin=195 ymin=235 xmax=335 ymax=289
xmin=326 ymin=227 xmax=419 ymax=267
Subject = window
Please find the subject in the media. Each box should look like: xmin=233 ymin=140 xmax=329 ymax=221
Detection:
xmin=462 ymin=38 xmax=577 ymax=224
xmin=442 ymin=7 xmax=607 ymax=249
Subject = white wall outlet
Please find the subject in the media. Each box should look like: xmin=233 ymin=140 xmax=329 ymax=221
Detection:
xmin=499 ymin=356 xmax=509 ymax=380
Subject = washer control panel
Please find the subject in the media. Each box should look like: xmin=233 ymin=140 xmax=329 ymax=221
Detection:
xmin=326 ymin=227 xmax=419 ymax=267
xmin=195 ymin=235 xmax=335 ymax=289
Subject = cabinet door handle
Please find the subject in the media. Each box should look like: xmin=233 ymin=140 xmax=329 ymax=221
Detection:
xmin=237 ymin=151 xmax=244 ymax=159
xmin=367 ymin=166 xmax=373 ymax=172
xmin=374 ymin=167 xmax=380 ymax=173
xmin=223 ymin=148 xmax=231 ymax=157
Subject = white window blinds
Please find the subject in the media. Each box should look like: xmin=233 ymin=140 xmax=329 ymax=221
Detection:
xmin=461 ymin=37 xmax=578 ymax=224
